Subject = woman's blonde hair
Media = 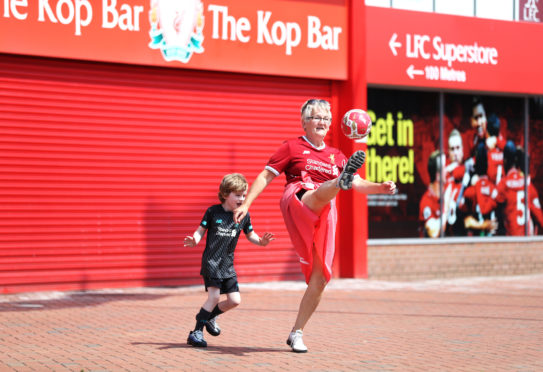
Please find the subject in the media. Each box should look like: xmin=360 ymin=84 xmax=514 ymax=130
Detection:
xmin=218 ymin=173 xmax=248 ymax=202
xmin=300 ymin=98 xmax=331 ymax=120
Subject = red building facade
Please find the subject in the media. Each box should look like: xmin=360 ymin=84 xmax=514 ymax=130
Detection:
xmin=1 ymin=1 xmax=542 ymax=293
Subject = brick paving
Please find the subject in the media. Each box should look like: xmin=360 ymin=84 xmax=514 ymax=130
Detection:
xmin=0 ymin=275 xmax=542 ymax=372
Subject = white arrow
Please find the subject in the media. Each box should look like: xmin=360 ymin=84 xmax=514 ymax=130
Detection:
xmin=389 ymin=33 xmax=402 ymax=56
xmin=407 ymin=64 xmax=424 ymax=79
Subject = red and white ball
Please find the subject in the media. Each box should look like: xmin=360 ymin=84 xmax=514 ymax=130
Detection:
xmin=341 ymin=109 xmax=372 ymax=139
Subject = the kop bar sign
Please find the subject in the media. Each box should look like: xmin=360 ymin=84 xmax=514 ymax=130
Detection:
xmin=0 ymin=0 xmax=348 ymax=80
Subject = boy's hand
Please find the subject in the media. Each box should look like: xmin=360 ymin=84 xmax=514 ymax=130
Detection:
xmin=260 ymin=232 xmax=275 ymax=246
xmin=184 ymin=236 xmax=197 ymax=247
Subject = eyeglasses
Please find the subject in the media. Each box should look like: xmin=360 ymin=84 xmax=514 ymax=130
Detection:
xmin=307 ymin=116 xmax=331 ymax=123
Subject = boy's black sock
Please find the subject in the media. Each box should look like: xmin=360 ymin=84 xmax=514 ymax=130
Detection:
xmin=194 ymin=308 xmax=212 ymax=331
xmin=209 ymin=304 xmax=224 ymax=319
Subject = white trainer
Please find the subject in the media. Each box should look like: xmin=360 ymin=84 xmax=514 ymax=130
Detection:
xmin=286 ymin=330 xmax=308 ymax=353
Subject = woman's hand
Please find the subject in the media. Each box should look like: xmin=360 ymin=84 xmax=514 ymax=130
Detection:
xmin=381 ymin=180 xmax=397 ymax=194
xmin=233 ymin=204 xmax=248 ymax=224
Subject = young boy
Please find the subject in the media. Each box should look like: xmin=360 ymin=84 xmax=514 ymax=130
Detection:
xmin=184 ymin=173 xmax=274 ymax=347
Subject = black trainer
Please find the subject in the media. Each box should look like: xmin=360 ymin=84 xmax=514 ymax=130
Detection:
xmin=187 ymin=330 xmax=207 ymax=347
xmin=337 ymin=150 xmax=366 ymax=190
xmin=205 ymin=317 xmax=221 ymax=336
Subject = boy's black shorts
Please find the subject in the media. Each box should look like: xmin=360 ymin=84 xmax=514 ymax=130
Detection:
xmin=204 ymin=276 xmax=239 ymax=294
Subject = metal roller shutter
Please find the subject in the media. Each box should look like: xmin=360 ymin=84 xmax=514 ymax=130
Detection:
xmin=0 ymin=54 xmax=333 ymax=293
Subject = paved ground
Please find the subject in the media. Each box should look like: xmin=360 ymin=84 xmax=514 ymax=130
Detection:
xmin=1 ymin=274 xmax=542 ymax=372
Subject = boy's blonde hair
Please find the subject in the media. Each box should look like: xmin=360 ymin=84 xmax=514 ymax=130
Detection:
xmin=218 ymin=173 xmax=248 ymax=202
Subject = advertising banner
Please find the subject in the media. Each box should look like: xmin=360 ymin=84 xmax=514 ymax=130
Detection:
xmin=366 ymin=89 xmax=439 ymax=238
xmin=367 ymin=88 xmax=543 ymax=239
xmin=0 ymin=0 xmax=347 ymax=79
xmin=438 ymin=94 xmax=528 ymax=237
xmin=366 ymin=6 xmax=543 ymax=95
xmin=529 ymin=98 xmax=543 ymax=225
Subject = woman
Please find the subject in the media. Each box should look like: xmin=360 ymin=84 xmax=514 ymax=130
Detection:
xmin=233 ymin=99 xmax=396 ymax=353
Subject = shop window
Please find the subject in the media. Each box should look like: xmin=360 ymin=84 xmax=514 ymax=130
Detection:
xmin=367 ymin=88 xmax=543 ymax=239
xmin=476 ymin=0 xmax=515 ymax=20
xmin=390 ymin=0 xmax=434 ymax=12
xmin=366 ymin=88 xmax=439 ymax=238
xmin=365 ymin=0 xmax=392 ymax=7
xmin=435 ymin=0 xmax=474 ymax=16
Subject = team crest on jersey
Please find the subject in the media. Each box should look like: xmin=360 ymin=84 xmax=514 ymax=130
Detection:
xmin=423 ymin=206 xmax=432 ymax=220
xmin=329 ymin=154 xmax=335 ymax=164
xmin=148 ymin=0 xmax=205 ymax=63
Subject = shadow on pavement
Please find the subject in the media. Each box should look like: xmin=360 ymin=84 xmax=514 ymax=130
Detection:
xmin=132 ymin=342 xmax=286 ymax=355
xmin=0 ymin=292 xmax=172 ymax=312
xmin=234 ymin=307 xmax=543 ymax=322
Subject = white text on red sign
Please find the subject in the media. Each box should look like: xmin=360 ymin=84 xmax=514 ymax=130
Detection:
xmin=208 ymin=5 xmax=342 ymax=55
xmin=389 ymin=33 xmax=499 ymax=67
xmin=2 ymin=0 xmax=343 ymax=56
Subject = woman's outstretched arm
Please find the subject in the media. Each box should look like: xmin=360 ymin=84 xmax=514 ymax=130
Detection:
xmin=352 ymin=176 xmax=396 ymax=195
xmin=233 ymin=169 xmax=276 ymax=223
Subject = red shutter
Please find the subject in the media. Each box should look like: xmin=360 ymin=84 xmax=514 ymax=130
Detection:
xmin=0 ymin=54 xmax=333 ymax=293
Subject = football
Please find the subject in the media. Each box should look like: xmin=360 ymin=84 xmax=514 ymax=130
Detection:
xmin=341 ymin=109 xmax=372 ymax=139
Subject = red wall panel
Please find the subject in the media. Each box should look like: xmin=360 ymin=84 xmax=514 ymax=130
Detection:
xmin=0 ymin=54 xmax=333 ymax=293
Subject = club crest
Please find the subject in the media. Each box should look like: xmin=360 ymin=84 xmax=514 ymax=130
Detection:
xmin=148 ymin=0 xmax=205 ymax=63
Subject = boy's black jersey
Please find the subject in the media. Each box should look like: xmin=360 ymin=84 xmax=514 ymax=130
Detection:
xmin=199 ymin=204 xmax=253 ymax=278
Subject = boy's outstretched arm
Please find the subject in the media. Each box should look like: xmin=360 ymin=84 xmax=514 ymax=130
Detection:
xmin=246 ymin=231 xmax=275 ymax=246
xmin=184 ymin=226 xmax=206 ymax=247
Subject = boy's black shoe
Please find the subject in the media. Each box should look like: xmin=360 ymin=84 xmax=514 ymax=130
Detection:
xmin=187 ymin=330 xmax=207 ymax=347
xmin=337 ymin=151 xmax=366 ymax=190
xmin=205 ymin=317 xmax=221 ymax=336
